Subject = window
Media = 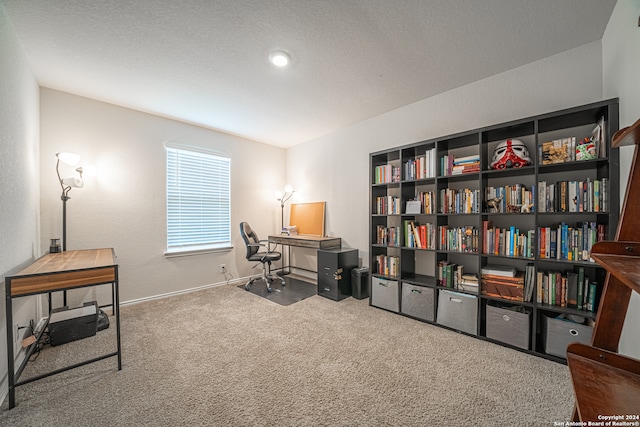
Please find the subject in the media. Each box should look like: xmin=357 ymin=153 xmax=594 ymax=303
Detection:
xmin=165 ymin=143 xmax=231 ymax=255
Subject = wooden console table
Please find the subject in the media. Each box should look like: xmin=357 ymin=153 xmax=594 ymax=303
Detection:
xmin=4 ymin=248 xmax=122 ymax=409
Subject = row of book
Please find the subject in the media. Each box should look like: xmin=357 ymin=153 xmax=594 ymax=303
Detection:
xmin=485 ymin=184 xmax=535 ymax=213
xmin=439 ymin=188 xmax=480 ymax=214
xmin=404 ymin=221 xmax=436 ymax=249
xmin=536 ymin=267 xmax=597 ymax=311
xmin=537 ymin=178 xmax=608 ymax=213
xmin=374 ymin=254 xmax=400 ymax=277
xmin=404 ymin=148 xmax=437 ymax=180
xmin=482 ymin=223 xmax=536 ymax=258
xmin=538 ymin=222 xmax=605 ymax=261
xmin=375 ymin=195 xmax=400 ymax=215
xmin=437 ymin=262 xmax=479 ymax=292
xmin=376 ymin=225 xmax=400 ymax=247
xmin=438 ymin=225 xmax=479 ymax=252
xmin=374 ymin=164 xmax=401 ymax=184
xmin=416 ymin=191 xmax=435 ymax=214
xmin=441 ymin=154 xmax=480 ymax=176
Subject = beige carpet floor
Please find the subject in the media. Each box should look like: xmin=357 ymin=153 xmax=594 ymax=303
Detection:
xmin=1 ymin=283 xmax=575 ymax=426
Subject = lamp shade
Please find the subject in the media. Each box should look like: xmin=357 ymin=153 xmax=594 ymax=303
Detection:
xmin=61 ymin=176 xmax=84 ymax=188
xmin=56 ymin=152 xmax=80 ymax=166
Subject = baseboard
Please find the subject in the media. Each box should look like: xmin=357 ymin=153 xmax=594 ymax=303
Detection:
xmin=121 ymin=277 xmax=248 ymax=307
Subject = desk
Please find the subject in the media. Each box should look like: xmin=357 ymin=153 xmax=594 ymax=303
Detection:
xmin=268 ymin=234 xmax=341 ymax=274
xmin=4 ymin=248 xmax=122 ymax=409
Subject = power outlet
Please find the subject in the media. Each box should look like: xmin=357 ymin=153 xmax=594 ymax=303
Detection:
xmin=219 ymin=264 xmax=227 ymax=274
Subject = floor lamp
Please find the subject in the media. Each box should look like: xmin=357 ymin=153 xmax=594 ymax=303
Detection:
xmin=275 ymin=185 xmax=295 ymax=276
xmin=275 ymin=185 xmax=295 ymax=233
xmin=55 ymin=152 xmax=95 ymax=305
xmin=55 ymin=152 xmax=85 ymax=251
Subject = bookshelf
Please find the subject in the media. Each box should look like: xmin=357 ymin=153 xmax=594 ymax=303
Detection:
xmin=369 ymin=99 xmax=619 ymax=362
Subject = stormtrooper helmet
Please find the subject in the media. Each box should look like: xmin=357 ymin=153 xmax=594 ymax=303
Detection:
xmin=490 ymin=139 xmax=531 ymax=169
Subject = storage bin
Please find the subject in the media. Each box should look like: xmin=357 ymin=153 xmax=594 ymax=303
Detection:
xmin=542 ymin=314 xmax=593 ymax=358
xmin=401 ymin=283 xmax=435 ymax=321
xmin=437 ymin=290 xmax=478 ymax=335
xmin=485 ymin=304 xmax=531 ymax=350
xmin=371 ymin=277 xmax=399 ymax=312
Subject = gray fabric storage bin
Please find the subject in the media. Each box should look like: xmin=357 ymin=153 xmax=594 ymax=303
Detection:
xmin=542 ymin=314 xmax=593 ymax=358
xmin=371 ymin=277 xmax=399 ymax=312
xmin=437 ymin=290 xmax=478 ymax=335
xmin=401 ymin=283 xmax=435 ymax=321
xmin=485 ymin=304 xmax=531 ymax=350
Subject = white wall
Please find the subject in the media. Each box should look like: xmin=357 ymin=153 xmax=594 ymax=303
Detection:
xmin=287 ymin=41 xmax=606 ymax=270
xmin=602 ymin=0 xmax=640 ymax=358
xmin=40 ymin=89 xmax=286 ymax=304
xmin=0 ymin=2 xmax=41 ymax=396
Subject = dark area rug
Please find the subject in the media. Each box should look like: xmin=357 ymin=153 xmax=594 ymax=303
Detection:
xmin=238 ymin=276 xmax=317 ymax=306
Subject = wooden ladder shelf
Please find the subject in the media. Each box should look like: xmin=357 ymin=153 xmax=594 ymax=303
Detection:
xmin=568 ymin=118 xmax=640 ymax=420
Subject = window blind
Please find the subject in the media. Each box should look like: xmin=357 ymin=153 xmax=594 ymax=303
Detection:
xmin=166 ymin=144 xmax=231 ymax=252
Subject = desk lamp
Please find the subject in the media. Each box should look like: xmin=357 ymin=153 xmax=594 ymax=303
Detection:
xmin=56 ymin=152 xmax=96 ymax=251
xmin=275 ymin=185 xmax=295 ymax=234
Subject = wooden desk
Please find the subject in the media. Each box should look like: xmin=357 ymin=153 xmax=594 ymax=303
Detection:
xmin=269 ymin=234 xmax=341 ymax=249
xmin=4 ymin=248 xmax=122 ymax=409
xmin=268 ymin=234 xmax=341 ymax=274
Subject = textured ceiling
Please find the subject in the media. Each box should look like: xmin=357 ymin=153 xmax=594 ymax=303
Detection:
xmin=3 ymin=0 xmax=616 ymax=148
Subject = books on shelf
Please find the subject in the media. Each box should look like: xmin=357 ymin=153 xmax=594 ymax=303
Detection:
xmin=376 ymin=225 xmax=400 ymax=247
xmin=439 ymin=188 xmax=480 ymax=214
xmin=458 ymin=273 xmax=479 ymax=293
xmin=374 ymin=164 xmax=400 ymax=184
xmin=404 ymin=191 xmax=435 ymax=214
xmin=438 ymin=262 xmax=477 ymax=291
xmin=481 ymin=264 xmax=516 ymax=277
xmin=482 ymin=221 xmax=535 ymax=258
xmin=438 ymin=225 xmax=479 ymax=252
xmin=375 ymin=195 xmax=400 ymax=215
xmin=403 ymin=220 xmax=436 ymax=249
xmin=375 ymin=254 xmax=399 ymax=277
xmin=437 ymin=261 xmax=462 ymax=288
xmin=404 ymin=147 xmax=437 ymax=180
xmin=537 ymin=222 xmax=605 ymax=262
xmin=440 ymin=153 xmax=480 ymax=176
xmin=537 ymin=178 xmax=608 ymax=213
xmin=536 ymin=266 xmax=597 ymax=312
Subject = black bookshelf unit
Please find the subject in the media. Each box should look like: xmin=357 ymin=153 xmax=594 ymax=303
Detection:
xmin=369 ymin=99 xmax=619 ymax=362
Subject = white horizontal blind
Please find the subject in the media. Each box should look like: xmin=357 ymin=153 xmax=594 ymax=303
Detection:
xmin=166 ymin=145 xmax=231 ymax=251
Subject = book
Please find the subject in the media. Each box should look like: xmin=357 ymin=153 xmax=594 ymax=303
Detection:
xmin=576 ymin=266 xmax=585 ymax=310
xmin=481 ymin=264 xmax=516 ymax=277
xmin=566 ymin=271 xmax=578 ymax=308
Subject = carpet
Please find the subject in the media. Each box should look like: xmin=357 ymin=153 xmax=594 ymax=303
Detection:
xmin=1 ymin=284 xmax=575 ymax=426
xmin=238 ymin=275 xmax=318 ymax=305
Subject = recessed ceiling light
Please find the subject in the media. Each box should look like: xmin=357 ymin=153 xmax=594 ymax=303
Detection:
xmin=269 ymin=51 xmax=290 ymax=67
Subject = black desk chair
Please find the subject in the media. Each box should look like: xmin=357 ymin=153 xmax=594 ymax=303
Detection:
xmin=240 ymin=222 xmax=285 ymax=292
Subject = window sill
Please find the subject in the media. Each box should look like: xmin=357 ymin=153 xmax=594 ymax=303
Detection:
xmin=164 ymin=245 xmax=233 ymax=258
